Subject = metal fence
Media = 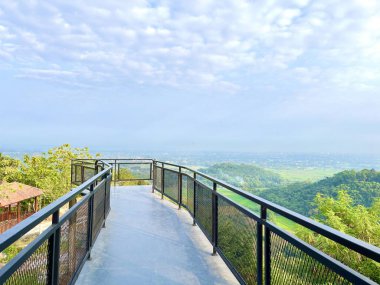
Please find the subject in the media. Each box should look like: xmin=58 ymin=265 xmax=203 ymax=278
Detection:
xmin=71 ymin=159 xmax=153 ymax=186
xmin=0 ymin=160 xmax=112 ymax=285
xmin=152 ymin=160 xmax=380 ymax=285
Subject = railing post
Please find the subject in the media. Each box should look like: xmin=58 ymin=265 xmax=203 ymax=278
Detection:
xmin=193 ymin=172 xmax=197 ymax=226
xmin=81 ymin=162 xmax=85 ymax=184
xmin=178 ymin=167 xmax=182 ymax=210
xmin=48 ymin=210 xmax=60 ymax=285
xmin=103 ymin=173 xmax=107 ymax=228
xmin=212 ymin=182 xmax=218 ymax=256
xmin=262 ymin=207 xmax=270 ymax=285
xmin=113 ymin=159 xmax=117 ymax=186
xmin=87 ymin=183 xmax=94 ymax=260
xmin=70 ymin=161 xmax=74 ymax=185
xmin=161 ymin=165 xmax=165 ymax=200
xmin=257 ymin=206 xmax=265 ymax=285
xmin=151 ymin=162 xmax=155 ymax=193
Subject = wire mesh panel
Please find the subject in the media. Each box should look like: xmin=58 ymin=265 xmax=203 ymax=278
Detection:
xmin=270 ymin=231 xmax=351 ymax=285
xmin=154 ymin=166 xmax=162 ymax=192
xmin=4 ymin=239 xmax=50 ymax=285
xmin=195 ymin=181 xmax=212 ymax=240
xmin=105 ymin=177 xmax=111 ymax=216
xmin=186 ymin=176 xmax=195 ymax=215
xmin=181 ymin=175 xmax=188 ymax=207
xmin=74 ymin=165 xmax=82 ymax=184
xmin=92 ymin=182 xmax=106 ymax=242
xmin=218 ymin=196 xmax=258 ymax=285
xmin=163 ymin=169 xmax=179 ymax=202
xmin=59 ymin=201 xmax=89 ymax=285
xmin=118 ymin=163 xmax=151 ymax=181
xmin=83 ymin=167 xmax=95 ymax=182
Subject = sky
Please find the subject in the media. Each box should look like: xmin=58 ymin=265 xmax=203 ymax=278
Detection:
xmin=0 ymin=0 xmax=380 ymax=154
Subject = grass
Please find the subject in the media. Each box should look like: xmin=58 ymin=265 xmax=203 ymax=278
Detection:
xmin=270 ymin=167 xmax=340 ymax=182
xmin=218 ymin=188 xmax=302 ymax=234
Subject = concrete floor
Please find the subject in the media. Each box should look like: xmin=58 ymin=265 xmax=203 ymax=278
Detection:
xmin=76 ymin=186 xmax=239 ymax=285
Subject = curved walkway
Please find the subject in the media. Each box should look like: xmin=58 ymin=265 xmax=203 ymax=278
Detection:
xmin=76 ymin=186 xmax=238 ymax=285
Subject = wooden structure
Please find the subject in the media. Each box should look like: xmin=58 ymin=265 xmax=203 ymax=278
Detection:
xmin=0 ymin=182 xmax=43 ymax=234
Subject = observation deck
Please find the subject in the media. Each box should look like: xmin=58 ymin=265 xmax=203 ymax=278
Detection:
xmin=0 ymin=159 xmax=379 ymax=285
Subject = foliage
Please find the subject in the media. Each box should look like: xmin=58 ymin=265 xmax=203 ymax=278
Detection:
xmin=296 ymin=191 xmax=380 ymax=283
xmin=0 ymin=154 xmax=21 ymax=182
xmin=204 ymin=163 xmax=380 ymax=216
xmin=201 ymin=163 xmax=284 ymax=193
xmin=261 ymin=170 xmax=380 ymax=216
xmin=0 ymin=144 xmax=94 ymax=206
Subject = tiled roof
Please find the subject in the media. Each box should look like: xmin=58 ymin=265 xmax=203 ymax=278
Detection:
xmin=0 ymin=182 xmax=43 ymax=207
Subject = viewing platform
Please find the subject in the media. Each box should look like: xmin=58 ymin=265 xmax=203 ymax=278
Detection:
xmin=77 ymin=186 xmax=238 ymax=285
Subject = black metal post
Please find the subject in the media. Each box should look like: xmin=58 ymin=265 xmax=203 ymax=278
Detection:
xmin=262 ymin=207 xmax=270 ymax=285
xmin=48 ymin=210 xmax=60 ymax=285
xmin=103 ymin=174 xmax=107 ymax=228
xmin=114 ymin=159 xmax=117 ymax=186
xmin=161 ymin=166 xmax=165 ymax=200
xmin=193 ymin=172 xmax=197 ymax=226
xmin=212 ymin=182 xmax=218 ymax=255
xmin=178 ymin=167 xmax=182 ymax=209
xmin=81 ymin=163 xmax=85 ymax=184
xmin=257 ymin=206 xmax=265 ymax=285
xmin=87 ymin=183 xmax=94 ymax=259
xmin=151 ymin=162 xmax=155 ymax=193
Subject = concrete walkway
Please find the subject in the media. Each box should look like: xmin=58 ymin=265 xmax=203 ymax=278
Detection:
xmin=76 ymin=186 xmax=239 ymax=285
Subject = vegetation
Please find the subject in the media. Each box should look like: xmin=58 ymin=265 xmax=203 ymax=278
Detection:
xmin=203 ymin=163 xmax=380 ymax=216
xmin=201 ymin=163 xmax=285 ymax=193
xmin=0 ymin=144 xmax=95 ymax=205
xmin=297 ymin=191 xmax=380 ymax=283
xmin=261 ymin=169 xmax=380 ymax=216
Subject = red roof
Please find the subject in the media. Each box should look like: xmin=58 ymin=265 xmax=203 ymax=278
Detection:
xmin=0 ymin=182 xmax=43 ymax=207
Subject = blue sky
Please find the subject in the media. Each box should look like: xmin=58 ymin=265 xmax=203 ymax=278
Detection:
xmin=0 ymin=0 xmax=380 ymax=153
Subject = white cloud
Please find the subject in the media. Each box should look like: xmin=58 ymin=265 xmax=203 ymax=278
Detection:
xmin=0 ymin=0 xmax=379 ymax=93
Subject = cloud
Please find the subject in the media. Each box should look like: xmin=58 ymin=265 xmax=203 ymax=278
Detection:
xmin=0 ymin=0 xmax=379 ymax=93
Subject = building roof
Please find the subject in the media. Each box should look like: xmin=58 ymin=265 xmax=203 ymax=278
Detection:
xmin=0 ymin=182 xmax=43 ymax=207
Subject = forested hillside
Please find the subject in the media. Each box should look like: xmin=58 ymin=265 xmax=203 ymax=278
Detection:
xmin=200 ymin=163 xmax=284 ymax=193
xmin=202 ymin=164 xmax=380 ymax=216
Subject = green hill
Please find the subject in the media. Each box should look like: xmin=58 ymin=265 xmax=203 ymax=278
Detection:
xmin=262 ymin=169 xmax=380 ymax=216
xmin=200 ymin=163 xmax=284 ymax=193
xmin=202 ymin=164 xmax=380 ymax=216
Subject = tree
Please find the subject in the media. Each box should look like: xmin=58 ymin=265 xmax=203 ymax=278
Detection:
xmin=296 ymin=191 xmax=380 ymax=283
xmin=19 ymin=144 xmax=94 ymax=205
xmin=0 ymin=154 xmax=21 ymax=182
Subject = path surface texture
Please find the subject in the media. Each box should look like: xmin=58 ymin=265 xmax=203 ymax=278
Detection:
xmin=76 ymin=186 xmax=239 ymax=285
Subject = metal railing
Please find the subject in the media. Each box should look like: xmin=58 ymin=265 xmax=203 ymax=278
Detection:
xmin=1 ymin=158 xmax=379 ymax=285
xmin=152 ymin=160 xmax=380 ymax=285
xmin=0 ymin=160 xmax=112 ymax=285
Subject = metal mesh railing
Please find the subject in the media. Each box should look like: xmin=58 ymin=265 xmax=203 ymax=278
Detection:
xmin=194 ymin=181 xmax=213 ymax=240
xmin=117 ymin=163 xmax=151 ymax=181
xmin=218 ymin=196 xmax=258 ymax=285
xmin=4 ymin=239 xmax=50 ymax=285
xmin=163 ymin=169 xmax=179 ymax=202
xmin=92 ymin=181 xmax=106 ymax=242
xmin=186 ymin=176 xmax=195 ymax=215
xmin=59 ymin=201 xmax=88 ymax=285
xmin=269 ymin=231 xmax=350 ymax=285
xmin=153 ymin=166 xmax=162 ymax=192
